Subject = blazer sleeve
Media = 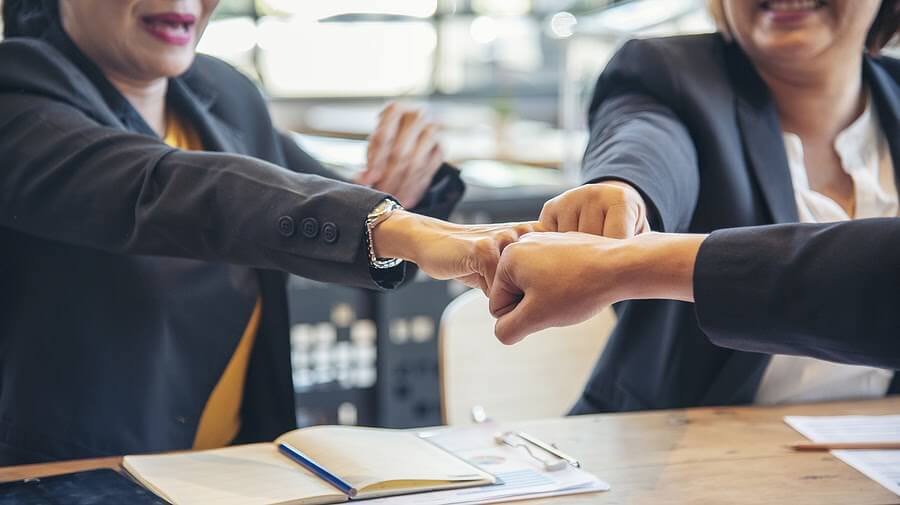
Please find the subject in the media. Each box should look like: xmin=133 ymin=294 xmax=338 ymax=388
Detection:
xmin=582 ymin=39 xmax=700 ymax=233
xmin=277 ymin=132 xmax=465 ymax=221
xmin=0 ymin=94 xmax=397 ymax=290
xmin=693 ymin=219 xmax=900 ymax=369
xmin=275 ymin=132 xmax=465 ymax=287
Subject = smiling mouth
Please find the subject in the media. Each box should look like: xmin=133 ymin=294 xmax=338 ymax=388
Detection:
xmin=760 ymin=0 xmax=828 ymax=11
xmin=140 ymin=12 xmax=197 ymax=44
xmin=141 ymin=12 xmax=197 ymax=35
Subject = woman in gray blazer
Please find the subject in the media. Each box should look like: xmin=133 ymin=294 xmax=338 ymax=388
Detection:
xmin=0 ymin=0 xmax=530 ymax=464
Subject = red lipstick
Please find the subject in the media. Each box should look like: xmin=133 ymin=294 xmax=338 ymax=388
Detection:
xmin=140 ymin=12 xmax=197 ymax=46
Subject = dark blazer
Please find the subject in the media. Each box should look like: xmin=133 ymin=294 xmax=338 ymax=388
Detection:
xmin=694 ymin=219 xmax=900 ymax=369
xmin=573 ymin=33 xmax=900 ymax=415
xmin=0 ymin=27 xmax=463 ymax=464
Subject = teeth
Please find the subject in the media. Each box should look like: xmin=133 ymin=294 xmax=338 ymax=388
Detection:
xmin=764 ymin=0 xmax=823 ymax=11
xmin=149 ymin=20 xmax=188 ymax=33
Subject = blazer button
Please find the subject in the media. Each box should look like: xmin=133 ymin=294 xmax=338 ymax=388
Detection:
xmin=277 ymin=216 xmax=295 ymax=237
xmin=301 ymin=217 xmax=320 ymax=239
xmin=322 ymin=222 xmax=339 ymax=244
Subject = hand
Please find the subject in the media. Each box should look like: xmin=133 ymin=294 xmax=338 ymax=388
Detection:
xmin=371 ymin=210 xmax=541 ymax=294
xmin=356 ymin=102 xmax=445 ymax=208
xmin=540 ymin=181 xmax=651 ymax=239
xmin=489 ymin=232 xmax=703 ymax=345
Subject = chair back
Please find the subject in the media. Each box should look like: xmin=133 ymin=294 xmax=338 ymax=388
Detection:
xmin=439 ymin=289 xmax=614 ymax=425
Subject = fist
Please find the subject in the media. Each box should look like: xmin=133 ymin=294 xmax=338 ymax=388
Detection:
xmin=356 ymin=102 xmax=445 ymax=208
xmin=489 ymin=232 xmax=622 ymax=345
xmin=540 ymin=181 xmax=650 ymax=239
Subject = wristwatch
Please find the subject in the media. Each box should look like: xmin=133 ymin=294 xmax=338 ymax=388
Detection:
xmin=365 ymin=199 xmax=404 ymax=269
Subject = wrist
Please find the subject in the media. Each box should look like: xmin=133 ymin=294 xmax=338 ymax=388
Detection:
xmin=370 ymin=210 xmax=434 ymax=263
xmin=614 ymin=233 xmax=705 ymax=302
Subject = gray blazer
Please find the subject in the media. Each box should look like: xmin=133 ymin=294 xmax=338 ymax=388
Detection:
xmin=0 ymin=26 xmax=463 ymax=464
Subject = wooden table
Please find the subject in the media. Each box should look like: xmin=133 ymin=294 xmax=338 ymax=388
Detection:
xmin=3 ymin=398 xmax=899 ymax=504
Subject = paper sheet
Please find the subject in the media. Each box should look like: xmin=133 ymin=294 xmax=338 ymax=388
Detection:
xmin=785 ymin=415 xmax=900 ymax=496
xmin=361 ymin=424 xmax=609 ymax=504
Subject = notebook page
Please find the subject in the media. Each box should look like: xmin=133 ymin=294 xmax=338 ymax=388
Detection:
xmin=123 ymin=443 xmax=346 ymax=505
xmin=276 ymin=426 xmax=493 ymax=491
xmin=785 ymin=415 xmax=900 ymax=497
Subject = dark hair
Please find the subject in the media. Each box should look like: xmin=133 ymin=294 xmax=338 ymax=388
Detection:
xmin=868 ymin=0 xmax=900 ymax=52
xmin=2 ymin=0 xmax=59 ymax=38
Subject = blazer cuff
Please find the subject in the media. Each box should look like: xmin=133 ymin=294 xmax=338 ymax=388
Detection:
xmin=409 ymin=163 xmax=466 ymax=220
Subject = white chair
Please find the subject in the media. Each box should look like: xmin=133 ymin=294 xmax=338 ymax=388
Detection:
xmin=439 ymin=289 xmax=615 ymax=425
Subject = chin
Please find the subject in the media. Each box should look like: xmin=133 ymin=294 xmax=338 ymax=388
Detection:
xmin=147 ymin=55 xmax=197 ymax=78
xmin=750 ymin=29 xmax=832 ymax=63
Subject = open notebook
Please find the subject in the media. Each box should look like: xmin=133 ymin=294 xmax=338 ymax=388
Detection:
xmin=123 ymin=426 xmax=496 ymax=505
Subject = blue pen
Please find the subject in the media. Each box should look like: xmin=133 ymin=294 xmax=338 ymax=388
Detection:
xmin=278 ymin=442 xmax=359 ymax=498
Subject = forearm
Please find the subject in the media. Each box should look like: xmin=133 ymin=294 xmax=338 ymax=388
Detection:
xmin=611 ymin=232 xmax=705 ymax=303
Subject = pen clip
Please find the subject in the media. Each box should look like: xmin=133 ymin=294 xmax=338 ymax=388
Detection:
xmin=494 ymin=431 xmax=577 ymax=472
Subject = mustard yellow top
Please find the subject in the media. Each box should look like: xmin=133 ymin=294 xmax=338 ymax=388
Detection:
xmin=162 ymin=110 xmax=262 ymax=450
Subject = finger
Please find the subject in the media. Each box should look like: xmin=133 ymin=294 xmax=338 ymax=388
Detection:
xmin=394 ymin=129 xmax=441 ymax=206
xmin=577 ymin=206 xmax=606 ymax=236
xmin=538 ymin=205 xmax=559 ymax=233
xmin=478 ymin=242 xmax=502 ymax=295
xmin=396 ymin=144 xmax=443 ymax=208
xmin=555 ymin=204 xmax=579 ymax=232
xmin=518 ymin=220 xmax=547 ymax=235
xmin=638 ymin=216 xmax=652 ymax=234
xmin=601 ymin=204 xmax=638 ymax=239
xmin=364 ymin=103 xmax=407 ymax=185
xmin=494 ymin=295 xmax=545 ymax=345
xmin=393 ymin=110 xmax=431 ymax=162
xmin=374 ymin=112 xmax=429 ymax=197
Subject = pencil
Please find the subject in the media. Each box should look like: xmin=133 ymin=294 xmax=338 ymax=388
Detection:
xmin=791 ymin=442 xmax=900 ymax=451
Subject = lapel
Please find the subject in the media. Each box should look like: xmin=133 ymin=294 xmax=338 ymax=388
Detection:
xmin=726 ymin=43 xmax=800 ymax=224
xmin=167 ymin=72 xmax=249 ymax=155
xmin=43 ymin=22 xmax=247 ymax=155
xmin=864 ymin=57 xmax=900 ymax=187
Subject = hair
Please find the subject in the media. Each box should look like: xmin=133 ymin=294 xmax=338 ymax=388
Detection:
xmin=706 ymin=0 xmax=900 ymax=53
xmin=2 ymin=0 xmax=59 ymax=38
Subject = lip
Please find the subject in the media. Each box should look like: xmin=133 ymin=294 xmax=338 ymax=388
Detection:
xmin=140 ymin=12 xmax=197 ymax=46
xmin=759 ymin=0 xmax=827 ymax=25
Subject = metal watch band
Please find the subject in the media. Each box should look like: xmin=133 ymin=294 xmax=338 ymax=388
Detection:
xmin=365 ymin=199 xmax=404 ymax=269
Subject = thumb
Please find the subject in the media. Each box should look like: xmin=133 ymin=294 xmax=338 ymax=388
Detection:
xmin=493 ymin=295 xmax=542 ymax=345
xmin=488 ymin=255 xmax=522 ymax=318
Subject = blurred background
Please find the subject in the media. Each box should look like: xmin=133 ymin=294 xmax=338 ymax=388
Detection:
xmin=199 ymin=0 xmax=714 ymax=180
xmin=0 ymin=0 xmax=715 ymax=428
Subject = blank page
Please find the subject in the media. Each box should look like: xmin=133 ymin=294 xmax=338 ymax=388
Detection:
xmin=123 ymin=443 xmax=345 ymax=505
xmin=276 ymin=426 xmax=494 ymax=493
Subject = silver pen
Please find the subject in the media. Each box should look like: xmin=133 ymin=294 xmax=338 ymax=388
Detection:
xmin=513 ymin=431 xmax=581 ymax=468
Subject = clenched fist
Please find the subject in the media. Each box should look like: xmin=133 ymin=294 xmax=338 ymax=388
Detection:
xmin=540 ymin=181 xmax=651 ymax=239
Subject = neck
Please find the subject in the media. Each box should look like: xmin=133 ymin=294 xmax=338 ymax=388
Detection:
xmin=105 ymin=71 xmax=169 ymax=136
xmin=756 ymin=55 xmax=865 ymax=141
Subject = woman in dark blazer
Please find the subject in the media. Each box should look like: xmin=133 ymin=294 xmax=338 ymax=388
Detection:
xmin=537 ymin=0 xmax=900 ymax=413
xmin=0 ymin=0 xmax=531 ymax=464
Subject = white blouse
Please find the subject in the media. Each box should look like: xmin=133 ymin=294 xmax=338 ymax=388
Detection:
xmin=754 ymin=94 xmax=898 ymax=405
